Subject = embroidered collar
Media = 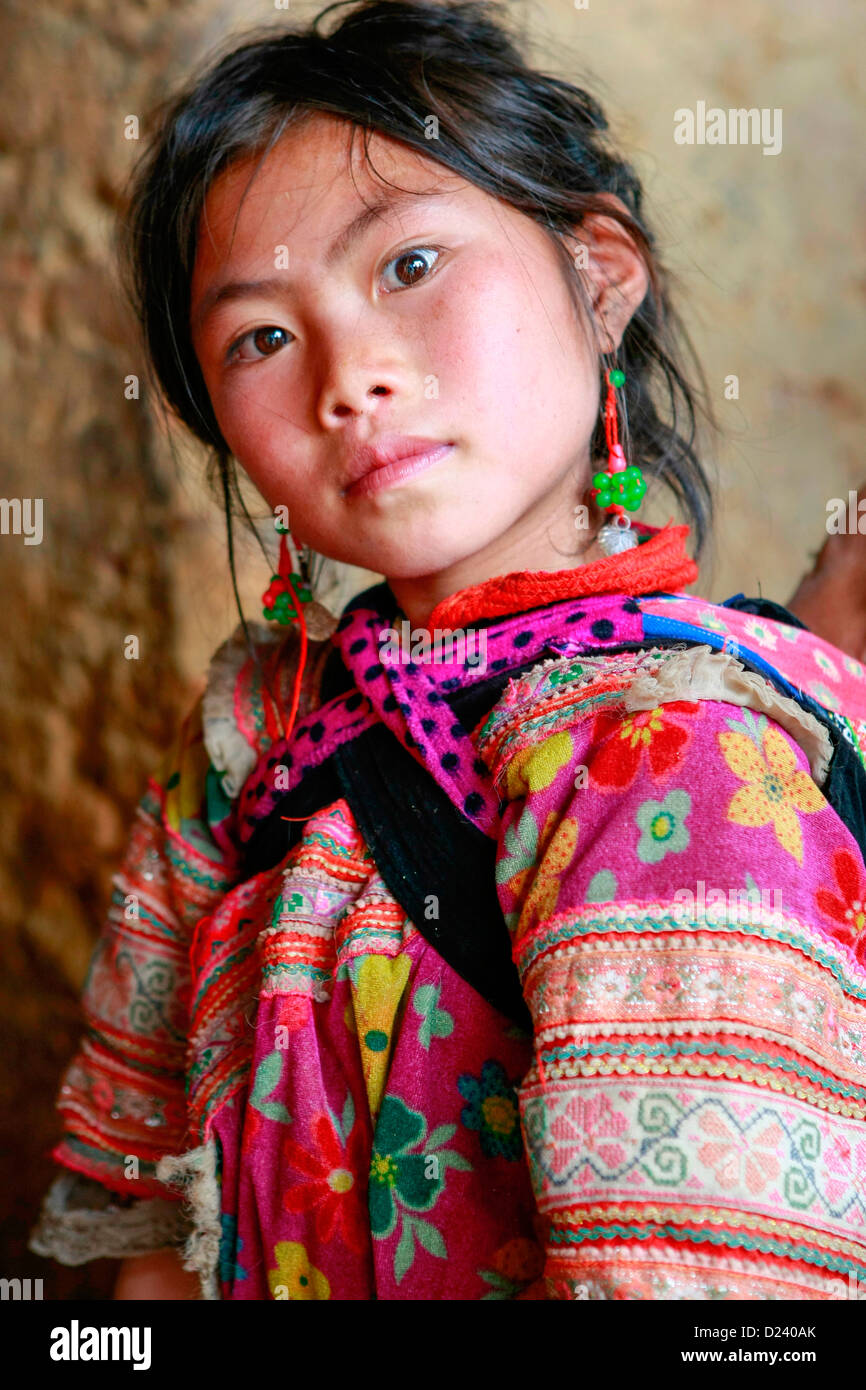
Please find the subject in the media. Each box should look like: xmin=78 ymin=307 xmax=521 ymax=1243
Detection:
xmin=230 ymin=521 xmax=697 ymax=848
xmin=419 ymin=522 xmax=698 ymax=631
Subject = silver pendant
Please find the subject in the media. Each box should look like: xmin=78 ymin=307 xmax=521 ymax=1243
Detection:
xmin=302 ymin=599 xmax=340 ymax=641
xmin=597 ymin=516 xmax=638 ymax=555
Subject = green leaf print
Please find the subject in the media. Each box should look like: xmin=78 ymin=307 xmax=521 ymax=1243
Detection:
xmin=341 ymin=1092 xmax=355 ymax=1141
xmin=413 ymin=983 xmax=454 ymax=1050
xmin=426 ymin=1123 xmax=473 ymax=1172
xmin=425 ymin=1123 xmax=456 ymax=1150
xmin=394 ymin=1218 xmax=416 ymax=1284
xmin=435 ymin=1149 xmax=473 ymax=1173
xmin=725 ymin=708 xmax=767 ymax=747
xmin=480 ymin=1269 xmax=517 ymax=1300
xmin=412 ymin=1218 xmax=447 ymax=1259
xmin=327 ymin=1091 xmax=356 ymax=1145
xmin=249 ymin=1050 xmax=292 ymax=1125
xmin=369 ymin=1094 xmax=466 ymax=1284
xmin=495 ymin=806 xmax=538 ymax=887
xmin=393 ymin=1217 xmax=448 ymax=1284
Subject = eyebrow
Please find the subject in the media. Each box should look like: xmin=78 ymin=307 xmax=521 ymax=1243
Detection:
xmin=191 ymin=187 xmax=452 ymax=334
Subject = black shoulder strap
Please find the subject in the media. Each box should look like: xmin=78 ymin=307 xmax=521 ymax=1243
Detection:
xmin=242 ymin=660 xmax=533 ymax=1030
xmin=332 ymin=722 xmax=531 ymax=1029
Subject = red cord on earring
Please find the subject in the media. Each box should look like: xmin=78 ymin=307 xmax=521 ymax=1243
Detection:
xmin=279 ymin=586 xmax=315 ymax=822
xmin=598 ymin=370 xmax=631 ymax=525
xmin=603 ymin=378 xmax=618 ymax=453
xmin=267 ymin=528 xmax=309 ymax=745
xmin=282 ymin=578 xmax=308 ymax=738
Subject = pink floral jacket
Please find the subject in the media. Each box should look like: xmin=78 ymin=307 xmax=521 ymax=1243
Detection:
xmin=28 ymin=586 xmax=866 ymax=1300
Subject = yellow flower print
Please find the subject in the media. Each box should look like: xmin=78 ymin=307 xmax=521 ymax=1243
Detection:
xmin=505 ymin=731 xmax=575 ymax=799
xmin=522 ymin=815 xmax=580 ymax=926
xmin=719 ymin=724 xmax=825 ymax=863
xmin=268 ymin=1241 xmax=331 ymax=1300
xmin=349 ymin=953 xmax=412 ymax=1120
xmin=500 ymin=809 xmax=558 ymax=914
xmin=536 ymin=809 xmax=560 ymax=859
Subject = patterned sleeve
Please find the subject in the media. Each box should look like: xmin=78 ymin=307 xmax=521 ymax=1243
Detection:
xmin=28 ymin=673 xmax=249 ymax=1265
xmin=481 ymin=643 xmax=866 ymax=1300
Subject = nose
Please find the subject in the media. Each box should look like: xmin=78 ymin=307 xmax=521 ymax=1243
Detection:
xmin=329 ymin=383 xmax=392 ymax=419
xmin=314 ymin=313 xmax=409 ymax=427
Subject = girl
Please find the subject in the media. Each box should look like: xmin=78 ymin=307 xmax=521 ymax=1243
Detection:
xmin=30 ymin=0 xmax=866 ymax=1301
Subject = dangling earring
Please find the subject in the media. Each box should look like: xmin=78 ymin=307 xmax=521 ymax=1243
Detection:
xmin=261 ymin=521 xmax=337 ymax=741
xmin=262 ymin=522 xmax=338 ymax=640
xmin=262 ymin=522 xmax=312 ymax=625
xmin=592 ymin=366 xmax=647 ymax=555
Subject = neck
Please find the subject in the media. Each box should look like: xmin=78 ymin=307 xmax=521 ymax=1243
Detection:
xmin=384 ymin=521 xmax=699 ymax=635
xmin=388 ymin=486 xmax=606 ymax=629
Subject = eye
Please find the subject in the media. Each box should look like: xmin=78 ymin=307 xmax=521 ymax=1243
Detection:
xmin=380 ymin=246 xmax=441 ymax=291
xmin=226 ymin=325 xmax=293 ymax=364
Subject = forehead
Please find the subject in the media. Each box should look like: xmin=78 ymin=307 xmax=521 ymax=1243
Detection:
xmin=191 ymin=114 xmax=472 ymax=286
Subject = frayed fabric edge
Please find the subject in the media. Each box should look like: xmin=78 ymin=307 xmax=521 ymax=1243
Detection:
xmin=27 ymin=1170 xmax=191 ymax=1267
xmin=622 ymin=643 xmax=833 ymax=786
xmin=156 ymin=1140 xmax=222 ymax=1301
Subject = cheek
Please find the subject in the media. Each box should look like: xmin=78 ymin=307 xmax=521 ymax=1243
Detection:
xmin=212 ymin=380 xmax=299 ymax=483
xmin=204 ymin=372 xmax=259 ymax=454
xmin=436 ymin=264 xmax=590 ymax=428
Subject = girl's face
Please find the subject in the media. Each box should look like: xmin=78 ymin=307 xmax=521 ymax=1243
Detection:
xmin=190 ymin=114 xmax=647 ymax=622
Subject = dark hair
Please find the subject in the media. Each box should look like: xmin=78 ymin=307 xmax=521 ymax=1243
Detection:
xmin=118 ymin=0 xmax=716 ymax=618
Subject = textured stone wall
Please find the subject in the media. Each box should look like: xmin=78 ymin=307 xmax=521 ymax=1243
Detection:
xmin=3 ymin=0 xmax=862 ymax=1296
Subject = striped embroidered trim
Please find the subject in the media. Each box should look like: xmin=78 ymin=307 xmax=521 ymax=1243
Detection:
xmin=514 ymin=900 xmax=866 ymax=1000
xmin=520 ymin=932 xmax=866 ymax=1046
xmin=543 ymin=1241 xmax=855 ymax=1298
xmin=527 ymin=1019 xmax=865 ymax=1096
xmin=336 ymin=900 xmax=413 ymax=964
xmin=520 ymin=1076 xmax=866 ymax=1236
xmin=547 ymin=1202 xmax=866 ymax=1260
xmin=259 ymin=873 xmax=415 ymax=997
xmin=525 ymin=1049 xmax=866 ymax=1118
xmin=184 ymin=797 xmax=419 ymax=1139
xmin=545 ymin=1222 xmax=866 ymax=1277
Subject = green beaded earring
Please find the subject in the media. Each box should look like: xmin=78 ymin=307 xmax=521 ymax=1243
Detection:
xmin=261 ymin=521 xmax=337 ymax=641
xmin=592 ymin=366 xmax=646 ymax=554
xmin=260 ymin=521 xmax=338 ymax=745
xmin=261 ymin=521 xmax=312 ymax=626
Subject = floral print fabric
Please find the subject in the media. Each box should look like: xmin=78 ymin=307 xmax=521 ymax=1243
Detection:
xmin=207 ymin=798 xmax=543 ymax=1299
xmin=478 ymin=644 xmax=866 ymax=1299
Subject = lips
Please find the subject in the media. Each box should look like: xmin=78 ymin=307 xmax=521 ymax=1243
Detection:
xmin=343 ymin=434 xmax=452 ymax=489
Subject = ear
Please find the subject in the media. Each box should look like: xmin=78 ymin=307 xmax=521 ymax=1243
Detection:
xmin=563 ymin=193 xmax=650 ymax=352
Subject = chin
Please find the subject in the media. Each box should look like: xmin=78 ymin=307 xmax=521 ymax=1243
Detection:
xmin=347 ymin=529 xmax=492 ymax=581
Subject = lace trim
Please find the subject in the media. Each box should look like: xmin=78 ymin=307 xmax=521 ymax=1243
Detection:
xmin=201 ymin=620 xmax=285 ymax=799
xmin=27 ymin=1171 xmax=190 ymax=1266
xmin=622 ymin=643 xmax=833 ymax=786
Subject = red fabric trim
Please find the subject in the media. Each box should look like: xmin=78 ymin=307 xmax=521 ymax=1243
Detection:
xmin=49 ymin=1145 xmax=183 ymax=1203
xmin=425 ymin=522 xmax=698 ymax=633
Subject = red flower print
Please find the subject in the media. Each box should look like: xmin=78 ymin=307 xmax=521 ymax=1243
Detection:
xmin=588 ymin=702 xmax=700 ymax=791
xmin=815 ymin=847 xmax=866 ymax=965
xmin=282 ymin=1110 xmax=368 ymax=1254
